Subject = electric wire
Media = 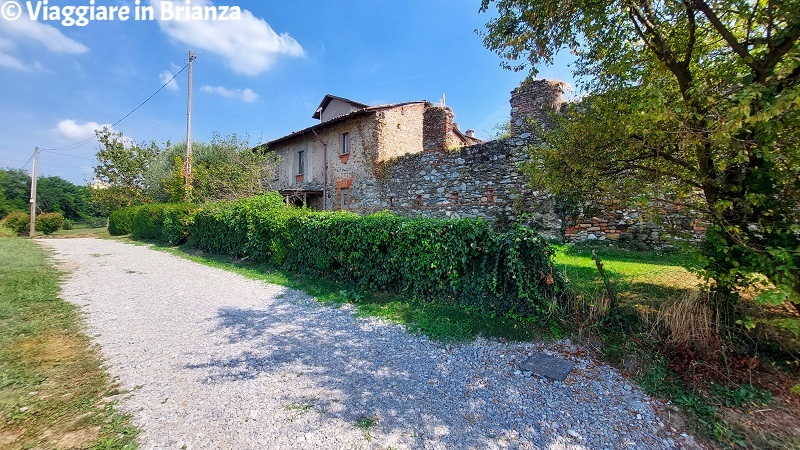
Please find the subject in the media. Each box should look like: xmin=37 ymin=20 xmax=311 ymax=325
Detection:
xmin=45 ymin=150 xmax=97 ymax=161
xmin=40 ymin=63 xmax=189 ymax=153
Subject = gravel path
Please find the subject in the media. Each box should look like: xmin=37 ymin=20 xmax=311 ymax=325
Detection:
xmin=41 ymin=238 xmax=689 ymax=449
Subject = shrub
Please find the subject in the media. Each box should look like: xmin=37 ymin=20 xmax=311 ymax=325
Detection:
xmin=3 ymin=211 xmax=30 ymax=235
xmin=188 ymin=192 xmax=565 ymax=317
xmin=62 ymin=219 xmax=74 ymax=230
xmin=108 ymin=208 xmax=136 ymax=236
xmin=120 ymin=192 xmax=565 ymax=317
xmin=35 ymin=212 xmax=65 ymax=235
xmin=160 ymin=204 xmax=197 ymax=245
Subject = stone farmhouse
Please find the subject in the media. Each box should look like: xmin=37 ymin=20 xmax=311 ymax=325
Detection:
xmin=265 ymin=95 xmax=481 ymax=210
xmin=264 ymin=81 xmax=703 ymax=247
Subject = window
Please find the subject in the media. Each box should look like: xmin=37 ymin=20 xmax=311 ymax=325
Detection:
xmin=340 ymin=188 xmax=350 ymax=209
xmin=341 ymin=132 xmax=350 ymax=155
xmin=297 ymin=150 xmax=305 ymax=175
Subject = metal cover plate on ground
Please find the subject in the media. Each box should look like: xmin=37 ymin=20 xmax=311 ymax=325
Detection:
xmin=519 ymin=353 xmax=574 ymax=381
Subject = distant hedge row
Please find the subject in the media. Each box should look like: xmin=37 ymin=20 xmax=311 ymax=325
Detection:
xmin=108 ymin=193 xmax=564 ymax=317
xmin=108 ymin=203 xmax=196 ymax=245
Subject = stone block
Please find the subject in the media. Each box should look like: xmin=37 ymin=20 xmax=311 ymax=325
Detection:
xmin=518 ymin=353 xmax=575 ymax=381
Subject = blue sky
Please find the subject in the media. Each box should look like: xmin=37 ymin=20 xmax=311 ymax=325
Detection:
xmin=0 ymin=0 xmax=575 ymax=184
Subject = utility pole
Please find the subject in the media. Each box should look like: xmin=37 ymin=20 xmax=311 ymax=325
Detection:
xmin=184 ymin=50 xmax=197 ymax=200
xmin=28 ymin=147 xmax=39 ymax=237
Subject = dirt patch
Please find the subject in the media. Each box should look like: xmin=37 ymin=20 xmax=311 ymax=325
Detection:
xmin=723 ymin=402 xmax=800 ymax=448
xmin=17 ymin=331 xmax=84 ymax=370
xmin=55 ymin=426 xmax=101 ymax=449
xmin=0 ymin=430 xmax=23 ymax=447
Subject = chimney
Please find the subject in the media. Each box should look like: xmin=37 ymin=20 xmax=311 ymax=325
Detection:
xmin=509 ymin=79 xmax=566 ymax=138
xmin=466 ymin=129 xmax=475 ymax=138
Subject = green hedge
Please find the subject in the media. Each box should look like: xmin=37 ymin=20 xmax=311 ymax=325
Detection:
xmin=35 ymin=212 xmax=64 ymax=235
xmin=111 ymin=192 xmax=564 ymax=317
xmin=190 ymin=193 xmax=563 ymax=317
xmin=108 ymin=208 xmax=135 ymax=236
xmin=109 ymin=203 xmax=197 ymax=245
xmin=3 ymin=211 xmax=30 ymax=235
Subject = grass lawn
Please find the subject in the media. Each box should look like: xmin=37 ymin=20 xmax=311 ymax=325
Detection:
xmin=553 ymin=244 xmax=701 ymax=306
xmin=0 ymin=229 xmax=137 ymax=449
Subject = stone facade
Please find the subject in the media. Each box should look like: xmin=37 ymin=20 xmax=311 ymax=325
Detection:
xmin=510 ymin=80 xmax=567 ymax=135
xmin=359 ymin=137 xmax=561 ymax=239
xmin=266 ymin=81 xmax=704 ymax=248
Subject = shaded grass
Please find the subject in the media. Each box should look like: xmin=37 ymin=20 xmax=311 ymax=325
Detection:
xmin=0 ymin=233 xmax=137 ymax=449
xmin=552 ymin=244 xmax=702 ymax=308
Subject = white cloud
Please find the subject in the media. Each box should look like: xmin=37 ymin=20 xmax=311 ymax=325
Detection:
xmin=0 ymin=17 xmax=88 ymax=70
xmin=55 ymin=120 xmax=112 ymax=140
xmin=201 ymin=85 xmax=259 ymax=103
xmin=0 ymin=18 xmax=88 ymax=54
xmin=159 ymin=70 xmax=180 ymax=91
xmin=149 ymin=0 xmax=304 ymax=76
xmin=0 ymin=51 xmax=27 ymax=70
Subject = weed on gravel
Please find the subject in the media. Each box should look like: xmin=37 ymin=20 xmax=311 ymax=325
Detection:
xmin=0 ymin=232 xmax=138 ymax=449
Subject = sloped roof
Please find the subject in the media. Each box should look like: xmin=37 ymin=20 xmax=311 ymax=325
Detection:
xmin=266 ymin=101 xmax=426 ymax=148
xmin=311 ymin=94 xmax=371 ymax=120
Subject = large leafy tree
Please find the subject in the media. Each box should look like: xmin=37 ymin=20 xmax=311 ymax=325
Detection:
xmin=36 ymin=176 xmax=93 ymax=221
xmin=92 ymin=128 xmax=161 ymax=214
xmin=0 ymin=169 xmax=31 ymax=216
xmin=480 ymin=0 xmax=800 ymax=312
xmin=144 ymin=132 xmax=279 ymax=203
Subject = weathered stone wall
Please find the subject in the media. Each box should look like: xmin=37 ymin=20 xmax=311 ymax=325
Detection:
xmin=564 ymin=201 xmax=706 ymax=248
xmin=510 ymin=80 xmax=567 ymax=135
xmin=422 ymin=106 xmax=458 ymax=151
xmin=270 ymin=77 xmax=705 ymax=248
xmin=376 ymin=103 xmax=426 ymax=162
xmin=357 ymin=136 xmax=562 ymax=239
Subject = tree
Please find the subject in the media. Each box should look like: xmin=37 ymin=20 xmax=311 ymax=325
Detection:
xmin=37 ymin=176 xmax=93 ymax=221
xmin=0 ymin=169 xmax=31 ymax=216
xmin=144 ymin=132 xmax=279 ymax=203
xmin=92 ymin=128 xmax=161 ymax=214
xmin=480 ymin=0 xmax=800 ymax=313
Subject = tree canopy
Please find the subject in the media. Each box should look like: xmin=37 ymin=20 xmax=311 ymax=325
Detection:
xmin=480 ymin=0 xmax=800 ymax=311
xmin=0 ymin=169 xmax=96 ymax=221
xmin=92 ymin=129 xmax=279 ymax=210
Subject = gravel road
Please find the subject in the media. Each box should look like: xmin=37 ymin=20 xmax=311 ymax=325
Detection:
xmin=41 ymin=238 xmax=690 ymax=449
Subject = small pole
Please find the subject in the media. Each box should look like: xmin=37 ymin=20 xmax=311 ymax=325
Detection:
xmin=184 ymin=50 xmax=197 ymax=200
xmin=593 ymin=249 xmax=618 ymax=313
xmin=29 ymin=147 xmax=39 ymax=237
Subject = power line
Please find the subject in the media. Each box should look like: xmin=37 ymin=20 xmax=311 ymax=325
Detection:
xmin=44 ymin=150 xmax=96 ymax=161
xmin=40 ymin=63 xmax=189 ymax=153
xmin=19 ymin=153 xmax=34 ymax=170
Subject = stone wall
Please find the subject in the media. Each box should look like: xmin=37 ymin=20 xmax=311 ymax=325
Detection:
xmin=510 ymin=80 xmax=567 ymax=135
xmin=357 ymin=136 xmax=562 ymax=239
xmin=564 ymin=200 xmax=706 ymax=248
